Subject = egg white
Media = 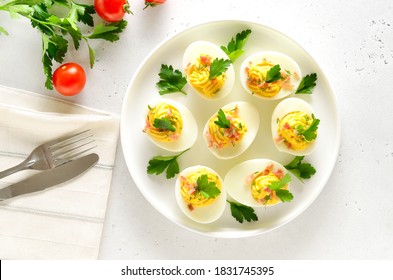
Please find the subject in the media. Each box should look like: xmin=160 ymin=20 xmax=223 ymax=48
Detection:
xmin=240 ymin=51 xmax=302 ymax=100
xmin=144 ymin=98 xmax=198 ymax=152
xmin=224 ymin=159 xmax=290 ymax=207
xmin=183 ymin=41 xmax=235 ymax=100
xmin=203 ymin=101 xmax=259 ymax=159
xmin=175 ymin=165 xmax=226 ymax=224
xmin=271 ymin=97 xmax=317 ymax=155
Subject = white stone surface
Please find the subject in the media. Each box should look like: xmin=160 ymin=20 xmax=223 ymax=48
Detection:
xmin=1 ymin=0 xmax=392 ymax=259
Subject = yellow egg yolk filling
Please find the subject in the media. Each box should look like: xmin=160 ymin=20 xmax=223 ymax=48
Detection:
xmin=245 ymin=59 xmax=293 ymax=97
xmin=249 ymin=166 xmax=287 ymax=205
xmin=186 ymin=54 xmax=226 ymax=97
xmin=180 ymin=169 xmax=221 ymax=211
xmin=277 ymin=111 xmax=315 ymax=150
xmin=206 ymin=106 xmax=248 ymax=149
xmin=144 ymin=102 xmax=183 ymax=142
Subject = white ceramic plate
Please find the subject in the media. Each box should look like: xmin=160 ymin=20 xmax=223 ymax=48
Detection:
xmin=121 ymin=20 xmax=340 ymax=238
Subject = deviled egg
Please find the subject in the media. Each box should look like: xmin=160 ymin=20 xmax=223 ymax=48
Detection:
xmin=175 ymin=166 xmax=226 ymax=224
xmin=225 ymin=159 xmax=292 ymax=207
xmin=271 ymin=98 xmax=320 ymax=155
xmin=143 ymin=98 xmax=198 ymax=152
xmin=183 ymin=41 xmax=235 ymax=100
xmin=203 ymin=101 xmax=259 ymax=159
xmin=240 ymin=51 xmax=301 ymax=100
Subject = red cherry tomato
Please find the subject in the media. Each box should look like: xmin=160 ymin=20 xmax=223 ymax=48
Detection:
xmin=52 ymin=63 xmax=86 ymax=96
xmin=94 ymin=0 xmax=127 ymax=22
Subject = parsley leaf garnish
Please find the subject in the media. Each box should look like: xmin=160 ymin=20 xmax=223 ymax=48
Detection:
xmin=265 ymin=64 xmax=282 ymax=82
xmin=147 ymin=149 xmax=189 ymax=179
xmin=267 ymin=173 xmax=293 ymax=203
xmin=209 ymin=58 xmax=232 ymax=80
xmin=221 ymin=29 xmax=252 ymax=62
xmin=284 ymin=156 xmax=316 ymax=181
xmin=296 ymin=73 xmax=318 ymax=94
xmin=156 ymin=64 xmax=187 ymax=95
xmin=196 ymin=174 xmax=221 ymax=199
xmin=275 ymin=190 xmax=294 ymax=202
xmin=268 ymin=173 xmax=292 ymax=190
xmin=153 ymin=117 xmax=176 ymax=132
xmin=227 ymin=200 xmax=258 ymax=223
xmin=298 ymin=115 xmax=320 ymax=141
xmin=0 ymin=25 xmax=9 ymax=35
xmin=88 ymin=20 xmax=127 ymax=42
xmin=214 ymin=109 xmax=231 ymax=129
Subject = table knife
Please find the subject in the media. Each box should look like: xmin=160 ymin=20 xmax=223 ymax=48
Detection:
xmin=0 ymin=153 xmax=99 ymax=201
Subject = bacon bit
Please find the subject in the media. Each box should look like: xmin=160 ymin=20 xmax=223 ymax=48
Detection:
xmin=170 ymin=133 xmax=180 ymax=141
xmin=200 ymin=55 xmax=211 ymax=66
xmin=188 ymin=187 xmax=196 ymax=195
xmin=259 ymin=197 xmax=266 ymax=204
xmin=187 ymin=203 xmax=194 ymax=211
xmin=206 ymin=131 xmax=214 ymax=148
xmin=274 ymin=136 xmax=283 ymax=143
xmin=167 ymin=108 xmax=172 ymax=116
xmin=283 ymin=122 xmax=291 ymax=130
xmin=245 ymin=174 xmax=255 ymax=185
xmin=274 ymin=169 xmax=284 ymax=179
xmin=282 ymin=83 xmax=294 ymax=90
xmin=263 ymin=187 xmax=271 ymax=194
xmin=180 ymin=175 xmax=188 ymax=184
xmin=233 ymin=106 xmax=239 ymax=115
xmin=258 ymin=82 xmax=268 ymax=89
xmin=143 ymin=117 xmax=151 ymax=132
xmin=266 ymin=163 xmax=273 ymax=172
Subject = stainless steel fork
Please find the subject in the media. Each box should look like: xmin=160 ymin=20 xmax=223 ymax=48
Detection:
xmin=0 ymin=130 xmax=96 ymax=179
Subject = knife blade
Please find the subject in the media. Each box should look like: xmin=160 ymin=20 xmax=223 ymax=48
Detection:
xmin=0 ymin=153 xmax=99 ymax=201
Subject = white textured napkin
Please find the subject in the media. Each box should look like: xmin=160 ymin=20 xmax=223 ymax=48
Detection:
xmin=0 ymin=85 xmax=119 ymax=259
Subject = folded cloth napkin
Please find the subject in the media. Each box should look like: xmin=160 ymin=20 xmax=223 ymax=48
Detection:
xmin=0 ymin=85 xmax=119 ymax=259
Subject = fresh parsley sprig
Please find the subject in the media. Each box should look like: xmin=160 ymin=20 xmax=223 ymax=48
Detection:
xmin=298 ymin=115 xmax=320 ymax=141
xmin=196 ymin=174 xmax=221 ymax=199
xmin=0 ymin=0 xmax=127 ymax=89
xmin=284 ymin=156 xmax=316 ymax=181
xmin=227 ymin=200 xmax=258 ymax=223
xmin=156 ymin=64 xmax=188 ymax=95
xmin=153 ymin=117 xmax=176 ymax=132
xmin=147 ymin=149 xmax=189 ymax=179
xmin=214 ymin=109 xmax=231 ymax=129
xmin=296 ymin=73 xmax=318 ymax=94
xmin=221 ymin=29 xmax=252 ymax=62
xmin=265 ymin=64 xmax=282 ymax=83
xmin=209 ymin=58 xmax=232 ymax=80
xmin=267 ymin=173 xmax=293 ymax=203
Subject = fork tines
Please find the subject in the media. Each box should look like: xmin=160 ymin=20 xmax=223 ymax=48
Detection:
xmin=48 ymin=130 xmax=97 ymax=163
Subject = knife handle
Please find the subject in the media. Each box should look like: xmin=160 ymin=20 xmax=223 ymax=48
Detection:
xmin=0 ymin=159 xmax=31 ymax=179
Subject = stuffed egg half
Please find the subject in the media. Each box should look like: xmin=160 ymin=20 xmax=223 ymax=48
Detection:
xmin=271 ymin=97 xmax=320 ymax=156
xmin=240 ymin=51 xmax=301 ymax=100
xmin=225 ymin=159 xmax=292 ymax=207
xmin=203 ymin=101 xmax=259 ymax=159
xmin=183 ymin=41 xmax=235 ymax=100
xmin=143 ymin=98 xmax=198 ymax=152
xmin=175 ymin=165 xmax=226 ymax=224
